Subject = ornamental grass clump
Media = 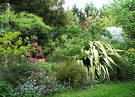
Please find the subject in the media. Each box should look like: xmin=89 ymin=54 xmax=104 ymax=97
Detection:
xmin=77 ymin=40 xmax=131 ymax=81
xmin=54 ymin=60 xmax=87 ymax=88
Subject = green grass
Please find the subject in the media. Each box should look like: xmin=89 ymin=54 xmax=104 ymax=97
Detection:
xmin=50 ymin=80 xmax=135 ymax=97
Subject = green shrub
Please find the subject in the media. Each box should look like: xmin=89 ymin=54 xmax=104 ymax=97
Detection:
xmin=110 ymin=39 xmax=135 ymax=50
xmin=35 ymin=61 xmax=55 ymax=72
xmin=125 ymin=48 xmax=135 ymax=77
xmin=65 ymin=10 xmax=80 ymax=26
xmin=54 ymin=60 xmax=87 ymax=88
xmin=55 ymin=84 xmax=72 ymax=94
xmin=0 ymin=11 xmax=52 ymax=46
xmin=1 ymin=60 xmax=58 ymax=96
xmin=126 ymin=48 xmax=135 ymax=65
xmin=0 ymin=31 xmax=30 ymax=68
xmin=0 ymin=81 xmax=15 ymax=97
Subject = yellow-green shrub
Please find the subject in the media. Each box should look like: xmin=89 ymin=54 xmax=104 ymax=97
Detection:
xmin=0 ymin=31 xmax=30 ymax=68
xmin=126 ymin=48 xmax=135 ymax=66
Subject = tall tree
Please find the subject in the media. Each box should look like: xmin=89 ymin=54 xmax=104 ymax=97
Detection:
xmin=0 ymin=0 xmax=67 ymax=27
xmin=72 ymin=4 xmax=85 ymax=23
xmin=84 ymin=1 xmax=98 ymax=17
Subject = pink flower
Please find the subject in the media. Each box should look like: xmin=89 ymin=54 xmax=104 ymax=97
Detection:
xmin=33 ymin=58 xmax=38 ymax=61
xmin=28 ymin=49 xmax=29 ymax=51
xmin=33 ymin=57 xmax=38 ymax=61
xmin=39 ymin=53 xmax=43 ymax=55
xmin=29 ymin=57 xmax=34 ymax=60
xmin=36 ymin=48 xmax=39 ymax=50
xmin=30 ymin=52 xmax=33 ymax=54
xmin=36 ymin=46 xmax=41 ymax=50
xmin=34 ymin=43 xmax=38 ymax=46
xmin=38 ymin=46 xmax=41 ymax=49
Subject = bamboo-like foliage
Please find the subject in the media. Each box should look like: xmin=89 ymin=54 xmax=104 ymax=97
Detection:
xmin=77 ymin=40 xmax=127 ymax=80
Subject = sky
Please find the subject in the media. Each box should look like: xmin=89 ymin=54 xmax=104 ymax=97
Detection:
xmin=63 ymin=0 xmax=113 ymax=10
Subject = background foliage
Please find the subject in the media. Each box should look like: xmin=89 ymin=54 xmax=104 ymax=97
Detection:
xmin=0 ymin=11 xmax=52 ymax=46
xmin=0 ymin=0 xmax=67 ymax=26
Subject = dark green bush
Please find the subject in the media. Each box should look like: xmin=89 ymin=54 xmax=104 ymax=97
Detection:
xmin=0 ymin=81 xmax=15 ymax=97
xmin=110 ymin=39 xmax=135 ymax=50
xmin=109 ymin=63 xmax=133 ymax=81
xmin=2 ymin=59 xmax=56 ymax=86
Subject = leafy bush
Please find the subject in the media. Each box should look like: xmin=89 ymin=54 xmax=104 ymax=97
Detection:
xmin=0 ymin=81 xmax=15 ymax=97
xmin=51 ymin=25 xmax=82 ymax=42
xmin=85 ymin=10 xmax=112 ymax=39
xmin=109 ymin=0 xmax=135 ymax=39
xmin=54 ymin=60 xmax=87 ymax=88
xmin=126 ymin=48 xmax=135 ymax=66
xmin=110 ymin=38 xmax=135 ymax=50
xmin=0 ymin=11 xmax=52 ymax=45
xmin=35 ymin=60 xmax=55 ymax=73
xmin=1 ymin=60 xmax=57 ymax=96
xmin=65 ymin=10 xmax=80 ymax=26
xmin=0 ymin=31 xmax=30 ymax=68
xmin=55 ymin=84 xmax=72 ymax=94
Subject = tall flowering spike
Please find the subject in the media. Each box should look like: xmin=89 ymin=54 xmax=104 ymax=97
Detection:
xmin=34 ymin=43 xmax=38 ymax=46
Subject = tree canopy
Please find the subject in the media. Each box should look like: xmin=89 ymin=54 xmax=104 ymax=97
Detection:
xmin=0 ymin=0 xmax=67 ymax=26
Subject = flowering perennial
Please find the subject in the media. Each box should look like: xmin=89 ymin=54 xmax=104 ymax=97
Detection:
xmin=26 ymin=43 xmax=44 ymax=61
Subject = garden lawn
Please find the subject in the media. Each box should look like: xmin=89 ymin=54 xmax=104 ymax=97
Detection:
xmin=51 ymin=80 xmax=135 ymax=97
